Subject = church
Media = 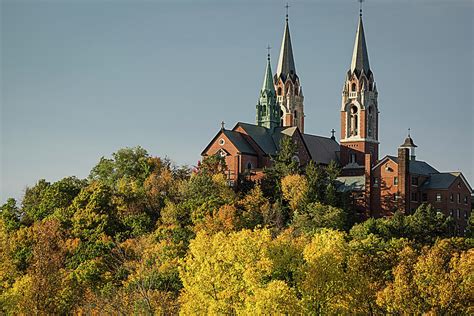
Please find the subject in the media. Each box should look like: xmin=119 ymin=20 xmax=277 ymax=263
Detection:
xmin=201 ymin=8 xmax=472 ymax=233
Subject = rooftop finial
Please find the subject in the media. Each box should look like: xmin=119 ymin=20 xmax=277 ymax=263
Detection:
xmin=331 ymin=129 xmax=336 ymax=140
xmin=359 ymin=0 xmax=364 ymax=17
xmin=221 ymin=121 xmax=225 ymax=130
xmin=285 ymin=3 xmax=290 ymax=21
xmin=266 ymin=44 xmax=271 ymax=60
xmin=408 ymin=127 xmax=411 ymax=137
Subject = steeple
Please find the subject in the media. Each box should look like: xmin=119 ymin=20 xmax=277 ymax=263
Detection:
xmin=256 ymin=52 xmax=279 ymax=131
xmin=273 ymin=5 xmax=304 ymax=133
xmin=262 ymin=52 xmax=274 ymax=92
xmin=276 ymin=17 xmax=296 ymax=81
xmin=339 ymin=5 xmax=379 ymax=174
xmin=350 ymin=14 xmax=371 ymax=77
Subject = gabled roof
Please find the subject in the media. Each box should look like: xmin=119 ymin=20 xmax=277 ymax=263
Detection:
xmin=350 ymin=15 xmax=371 ymax=77
xmin=421 ymin=172 xmax=473 ymax=192
xmin=380 ymin=155 xmax=439 ymax=176
xmin=201 ymin=128 xmax=256 ymax=156
xmin=336 ymin=175 xmax=365 ymax=192
xmin=302 ymin=134 xmax=339 ymax=165
xmin=222 ymin=130 xmax=257 ymax=155
xmin=272 ymin=126 xmax=298 ymax=152
xmin=233 ymin=122 xmax=277 ymax=155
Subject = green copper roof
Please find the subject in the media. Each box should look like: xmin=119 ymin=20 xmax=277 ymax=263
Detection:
xmin=350 ymin=15 xmax=371 ymax=76
xmin=262 ymin=55 xmax=275 ymax=92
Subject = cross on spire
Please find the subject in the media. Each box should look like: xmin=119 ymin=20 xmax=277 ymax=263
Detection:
xmin=285 ymin=3 xmax=290 ymax=21
xmin=331 ymin=128 xmax=336 ymax=140
xmin=221 ymin=121 xmax=225 ymax=130
xmin=359 ymin=0 xmax=364 ymax=17
xmin=266 ymin=44 xmax=271 ymax=60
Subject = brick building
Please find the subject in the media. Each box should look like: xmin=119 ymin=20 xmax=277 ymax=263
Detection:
xmin=201 ymin=9 xmax=472 ymax=232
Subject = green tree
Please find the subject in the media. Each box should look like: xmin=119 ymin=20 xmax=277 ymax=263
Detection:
xmin=293 ymin=202 xmax=347 ymax=234
xmin=263 ymin=136 xmax=299 ymax=199
xmin=0 ymin=198 xmax=22 ymax=232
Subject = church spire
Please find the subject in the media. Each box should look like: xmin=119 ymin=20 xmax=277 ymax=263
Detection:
xmin=262 ymin=49 xmax=275 ymax=93
xmin=256 ymin=51 xmax=279 ymax=130
xmin=276 ymin=10 xmax=296 ymax=81
xmin=350 ymin=14 xmax=370 ymax=76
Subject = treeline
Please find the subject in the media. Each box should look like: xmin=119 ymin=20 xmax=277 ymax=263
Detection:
xmin=1 ymin=140 xmax=473 ymax=314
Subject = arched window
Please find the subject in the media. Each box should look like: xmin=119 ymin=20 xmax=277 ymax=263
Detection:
xmin=277 ymin=87 xmax=282 ymax=95
xmin=351 ymin=83 xmax=357 ymax=91
xmin=350 ymin=105 xmax=358 ymax=136
xmin=294 ymin=110 xmax=297 ymax=119
xmin=294 ymin=87 xmax=298 ymax=95
xmin=246 ymin=162 xmax=252 ymax=170
xmin=280 ymin=110 xmax=284 ymax=126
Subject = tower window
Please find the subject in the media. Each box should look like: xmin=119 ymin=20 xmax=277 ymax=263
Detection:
xmin=350 ymin=105 xmax=358 ymax=136
xmin=295 ymin=88 xmax=298 ymax=95
xmin=351 ymin=83 xmax=356 ymax=91
xmin=436 ymin=193 xmax=442 ymax=202
xmin=277 ymin=87 xmax=282 ymax=95
xmin=294 ymin=110 xmax=297 ymax=119
xmin=394 ymin=177 xmax=399 ymax=185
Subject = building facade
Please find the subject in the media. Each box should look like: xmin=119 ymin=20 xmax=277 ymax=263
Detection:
xmin=201 ymin=9 xmax=472 ymax=232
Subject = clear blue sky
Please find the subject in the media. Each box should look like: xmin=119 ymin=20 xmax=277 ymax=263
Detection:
xmin=1 ymin=0 xmax=473 ymax=203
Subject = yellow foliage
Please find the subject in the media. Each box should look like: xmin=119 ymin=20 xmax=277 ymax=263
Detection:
xmin=244 ymin=280 xmax=301 ymax=314
xmin=179 ymin=229 xmax=275 ymax=314
xmin=281 ymin=174 xmax=308 ymax=211
xmin=300 ymin=229 xmax=349 ymax=313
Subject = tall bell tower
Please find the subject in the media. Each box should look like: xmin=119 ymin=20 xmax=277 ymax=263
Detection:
xmin=340 ymin=6 xmax=379 ymax=174
xmin=274 ymin=7 xmax=305 ymax=132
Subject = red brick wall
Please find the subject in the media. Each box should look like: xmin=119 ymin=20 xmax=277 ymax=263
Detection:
xmin=424 ymin=178 xmax=472 ymax=233
xmin=372 ymin=157 xmax=400 ymax=217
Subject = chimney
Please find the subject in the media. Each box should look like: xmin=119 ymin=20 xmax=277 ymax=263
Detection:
xmin=364 ymin=153 xmax=372 ymax=216
xmin=398 ymin=148 xmax=410 ymax=213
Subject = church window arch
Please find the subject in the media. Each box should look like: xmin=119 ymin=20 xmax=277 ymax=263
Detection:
xmin=277 ymin=87 xmax=282 ymax=95
xmin=246 ymin=162 xmax=252 ymax=170
xmin=351 ymin=83 xmax=357 ymax=91
xmin=295 ymin=87 xmax=298 ymax=95
xmin=350 ymin=105 xmax=358 ymax=136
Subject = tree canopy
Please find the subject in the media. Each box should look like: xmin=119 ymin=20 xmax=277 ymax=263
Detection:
xmin=0 ymin=146 xmax=471 ymax=314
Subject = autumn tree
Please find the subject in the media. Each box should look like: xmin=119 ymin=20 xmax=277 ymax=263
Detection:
xmin=377 ymin=239 xmax=473 ymax=314
xmin=179 ymin=229 xmax=300 ymax=314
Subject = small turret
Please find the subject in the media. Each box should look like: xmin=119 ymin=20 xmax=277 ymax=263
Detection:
xmin=400 ymin=129 xmax=418 ymax=161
